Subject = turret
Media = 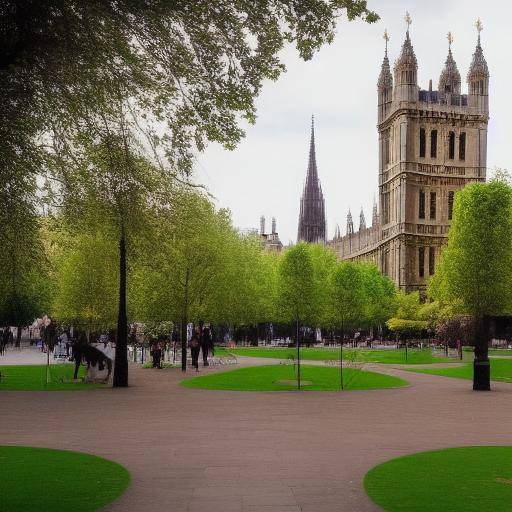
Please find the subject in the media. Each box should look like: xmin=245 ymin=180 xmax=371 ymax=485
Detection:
xmin=346 ymin=210 xmax=354 ymax=235
xmin=359 ymin=208 xmax=366 ymax=231
xmin=378 ymin=29 xmax=393 ymax=122
xmin=438 ymin=32 xmax=461 ymax=102
xmin=260 ymin=215 xmax=265 ymax=235
xmin=271 ymin=217 xmax=277 ymax=235
xmin=393 ymin=12 xmax=419 ymax=103
xmin=467 ymin=18 xmax=489 ymax=113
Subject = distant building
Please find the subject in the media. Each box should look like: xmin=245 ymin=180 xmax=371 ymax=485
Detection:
xmin=259 ymin=215 xmax=283 ymax=252
xmin=300 ymin=17 xmax=489 ymax=293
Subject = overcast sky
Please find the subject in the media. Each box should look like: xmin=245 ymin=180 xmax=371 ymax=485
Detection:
xmin=195 ymin=0 xmax=511 ymax=244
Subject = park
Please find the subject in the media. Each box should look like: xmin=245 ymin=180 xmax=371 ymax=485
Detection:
xmin=1 ymin=2 xmax=511 ymax=511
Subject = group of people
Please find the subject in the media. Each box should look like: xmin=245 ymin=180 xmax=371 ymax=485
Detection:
xmin=189 ymin=325 xmax=213 ymax=371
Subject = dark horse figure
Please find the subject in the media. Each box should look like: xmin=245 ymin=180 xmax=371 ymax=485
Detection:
xmin=72 ymin=335 xmax=113 ymax=383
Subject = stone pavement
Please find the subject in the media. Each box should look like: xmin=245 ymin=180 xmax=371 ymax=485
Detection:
xmin=1 ymin=360 xmax=512 ymax=511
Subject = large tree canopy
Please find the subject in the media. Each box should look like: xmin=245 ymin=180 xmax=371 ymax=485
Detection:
xmin=3 ymin=0 xmax=378 ymax=175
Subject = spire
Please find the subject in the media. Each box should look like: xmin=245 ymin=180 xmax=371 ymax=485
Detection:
xmin=394 ymin=12 xmax=417 ymax=80
xmin=307 ymin=115 xmax=317 ymax=180
xmin=439 ymin=31 xmax=461 ymax=95
xmin=359 ymin=208 xmax=366 ymax=231
xmin=378 ymin=29 xmax=393 ymax=90
xmin=271 ymin=217 xmax=276 ymax=234
xmin=334 ymin=224 xmax=341 ymax=239
xmin=346 ymin=210 xmax=354 ymax=235
xmin=297 ymin=116 xmax=326 ymax=243
xmin=468 ymin=18 xmax=489 ymax=83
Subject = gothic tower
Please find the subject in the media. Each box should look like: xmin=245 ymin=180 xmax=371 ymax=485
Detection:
xmin=297 ymin=117 xmax=327 ymax=243
xmin=377 ymin=15 xmax=489 ymax=291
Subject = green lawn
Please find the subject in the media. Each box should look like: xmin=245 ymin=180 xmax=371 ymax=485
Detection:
xmin=0 ymin=446 xmax=129 ymax=512
xmin=405 ymin=358 xmax=512 ymax=384
xmin=0 ymin=364 xmax=102 ymax=391
xmin=364 ymin=446 xmax=512 ymax=512
xmin=181 ymin=364 xmax=408 ymax=391
xmin=214 ymin=346 xmax=453 ymax=364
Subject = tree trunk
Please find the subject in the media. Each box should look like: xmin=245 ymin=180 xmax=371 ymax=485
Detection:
xmin=16 ymin=325 xmax=22 ymax=347
xmin=340 ymin=325 xmax=344 ymax=390
xmin=113 ymin=232 xmax=128 ymax=387
xmin=473 ymin=315 xmax=490 ymax=391
xmin=296 ymin=317 xmax=300 ymax=390
xmin=181 ymin=268 xmax=190 ymax=372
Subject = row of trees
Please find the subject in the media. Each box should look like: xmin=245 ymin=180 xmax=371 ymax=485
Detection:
xmin=26 ymin=201 xmax=399 ymax=345
xmin=1 ymin=2 xmax=378 ymax=386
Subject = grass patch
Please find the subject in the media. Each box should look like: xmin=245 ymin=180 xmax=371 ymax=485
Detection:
xmin=0 ymin=365 xmax=102 ymax=391
xmin=181 ymin=364 xmax=407 ymax=391
xmin=405 ymin=358 xmax=512 ymax=384
xmin=0 ymin=446 xmax=129 ymax=511
xmin=214 ymin=347 xmax=453 ymax=364
xmin=364 ymin=446 xmax=512 ymax=512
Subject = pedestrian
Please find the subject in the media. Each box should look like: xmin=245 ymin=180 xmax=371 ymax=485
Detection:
xmin=151 ymin=340 xmax=162 ymax=369
xmin=200 ymin=325 xmax=212 ymax=367
xmin=189 ymin=327 xmax=201 ymax=371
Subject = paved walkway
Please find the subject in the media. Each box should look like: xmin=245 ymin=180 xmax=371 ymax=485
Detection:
xmin=1 ymin=360 xmax=512 ymax=511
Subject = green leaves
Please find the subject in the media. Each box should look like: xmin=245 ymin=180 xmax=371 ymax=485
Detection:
xmin=431 ymin=181 xmax=512 ymax=316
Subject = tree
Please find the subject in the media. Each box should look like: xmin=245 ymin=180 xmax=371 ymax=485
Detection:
xmin=132 ymin=191 xmax=236 ymax=371
xmin=359 ymin=263 xmax=397 ymax=338
xmin=386 ymin=292 xmax=428 ymax=349
xmin=328 ymin=261 xmax=365 ymax=389
xmin=0 ymin=184 xmax=50 ymax=344
xmin=52 ymin=229 xmax=119 ymax=334
xmin=278 ymin=243 xmax=318 ymax=388
xmin=431 ymin=181 xmax=512 ymax=390
xmin=3 ymin=2 xmax=378 ymax=178
xmin=52 ymin=111 xmax=172 ymax=387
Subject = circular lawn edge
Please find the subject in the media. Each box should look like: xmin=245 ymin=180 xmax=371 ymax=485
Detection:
xmin=0 ymin=445 xmax=130 ymax=512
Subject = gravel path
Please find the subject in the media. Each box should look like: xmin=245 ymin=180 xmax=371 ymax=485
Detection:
xmin=1 ymin=358 xmax=512 ymax=512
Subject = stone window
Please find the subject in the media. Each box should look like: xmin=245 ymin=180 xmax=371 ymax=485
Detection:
xmin=430 ymin=130 xmax=437 ymax=158
xmin=419 ymin=190 xmax=425 ymax=219
xmin=430 ymin=191 xmax=436 ymax=220
xmin=459 ymin=132 xmax=466 ymax=161
xmin=448 ymin=191 xmax=454 ymax=220
xmin=429 ymin=247 xmax=435 ymax=275
xmin=418 ymin=247 xmax=425 ymax=278
xmin=419 ymin=128 xmax=426 ymax=158
xmin=449 ymin=131 xmax=455 ymax=159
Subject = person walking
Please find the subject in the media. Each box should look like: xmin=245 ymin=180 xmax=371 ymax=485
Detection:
xmin=151 ymin=340 xmax=162 ymax=369
xmin=189 ymin=327 xmax=201 ymax=371
xmin=200 ymin=325 xmax=212 ymax=367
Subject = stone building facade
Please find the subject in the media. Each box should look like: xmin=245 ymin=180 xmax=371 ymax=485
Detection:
xmin=328 ymin=22 xmax=489 ymax=292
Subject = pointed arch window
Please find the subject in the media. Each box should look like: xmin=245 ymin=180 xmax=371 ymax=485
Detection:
xmin=419 ymin=190 xmax=425 ymax=219
xmin=418 ymin=247 xmax=425 ymax=278
xmin=430 ymin=130 xmax=438 ymax=158
xmin=430 ymin=192 xmax=437 ymax=220
xmin=429 ymin=247 xmax=435 ymax=275
xmin=459 ymin=132 xmax=466 ymax=161
xmin=448 ymin=191 xmax=454 ymax=220
xmin=419 ymin=128 xmax=426 ymax=158
xmin=449 ymin=131 xmax=455 ymax=159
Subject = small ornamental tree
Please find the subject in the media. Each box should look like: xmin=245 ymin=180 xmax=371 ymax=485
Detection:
xmin=431 ymin=181 xmax=512 ymax=390
xmin=328 ymin=261 xmax=365 ymax=389
xmin=278 ymin=243 xmax=318 ymax=389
